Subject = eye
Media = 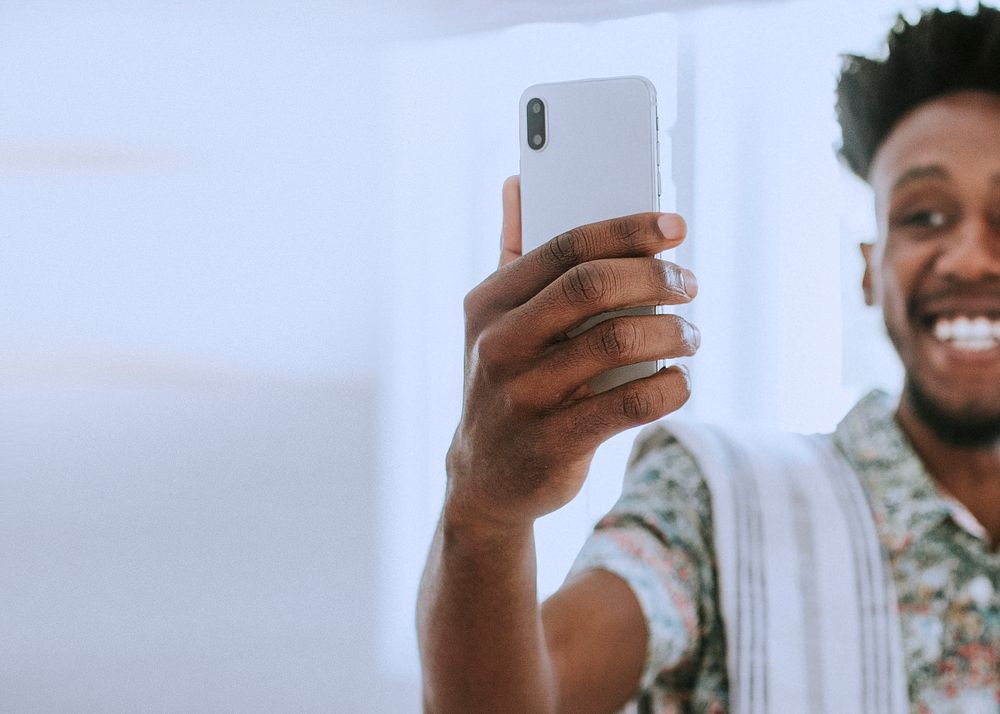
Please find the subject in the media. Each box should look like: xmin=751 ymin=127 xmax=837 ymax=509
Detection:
xmin=896 ymin=209 xmax=949 ymax=229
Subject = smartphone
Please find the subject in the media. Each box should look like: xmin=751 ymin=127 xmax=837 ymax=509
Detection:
xmin=519 ymin=75 xmax=664 ymax=394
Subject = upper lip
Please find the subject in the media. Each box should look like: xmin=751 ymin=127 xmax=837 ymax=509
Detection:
xmin=911 ymin=288 xmax=1000 ymax=325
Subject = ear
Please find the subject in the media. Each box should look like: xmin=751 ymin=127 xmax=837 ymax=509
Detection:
xmin=859 ymin=242 xmax=876 ymax=306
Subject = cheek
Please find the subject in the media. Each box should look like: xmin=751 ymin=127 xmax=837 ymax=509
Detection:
xmin=877 ymin=241 xmax=931 ymax=323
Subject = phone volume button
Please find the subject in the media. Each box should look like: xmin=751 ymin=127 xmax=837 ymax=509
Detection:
xmin=656 ymin=170 xmax=661 ymax=196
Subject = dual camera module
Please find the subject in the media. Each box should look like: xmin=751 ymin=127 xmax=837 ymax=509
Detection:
xmin=527 ymin=98 xmax=546 ymax=151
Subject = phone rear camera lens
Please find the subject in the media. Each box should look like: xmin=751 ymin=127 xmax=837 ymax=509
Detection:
xmin=526 ymin=97 xmax=545 ymax=151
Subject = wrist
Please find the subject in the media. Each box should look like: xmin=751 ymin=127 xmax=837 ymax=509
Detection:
xmin=441 ymin=494 xmax=534 ymax=549
xmin=443 ymin=445 xmax=536 ymax=545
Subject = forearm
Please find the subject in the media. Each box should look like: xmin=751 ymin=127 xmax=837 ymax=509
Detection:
xmin=416 ymin=512 xmax=558 ymax=714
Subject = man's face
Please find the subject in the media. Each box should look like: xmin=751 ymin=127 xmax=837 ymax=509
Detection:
xmin=866 ymin=91 xmax=1000 ymax=445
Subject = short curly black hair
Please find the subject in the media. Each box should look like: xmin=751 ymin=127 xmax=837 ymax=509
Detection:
xmin=836 ymin=3 xmax=1000 ymax=180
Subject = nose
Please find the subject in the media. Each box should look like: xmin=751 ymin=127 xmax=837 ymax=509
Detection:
xmin=935 ymin=215 xmax=1000 ymax=281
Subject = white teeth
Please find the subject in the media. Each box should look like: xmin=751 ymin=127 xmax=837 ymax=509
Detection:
xmin=972 ymin=316 xmax=992 ymax=339
xmin=953 ymin=316 xmax=974 ymax=340
xmin=934 ymin=320 xmax=952 ymax=341
xmin=933 ymin=315 xmax=1000 ymax=350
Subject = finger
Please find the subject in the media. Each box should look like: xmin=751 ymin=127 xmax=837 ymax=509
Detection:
xmin=502 ymin=257 xmax=697 ymax=350
xmin=521 ymin=315 xmax=700 ymax=406
xmin=498 ymin=176 xmax=522 ymax=268
xmin=487 ymin=212 xmax=686 ymax=310
xmin=555 ymin=364 xmax=692 ymax=452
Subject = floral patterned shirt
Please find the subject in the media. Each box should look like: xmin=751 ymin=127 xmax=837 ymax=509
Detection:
xmin=568 ymin=391 xmax=1000 ymax=713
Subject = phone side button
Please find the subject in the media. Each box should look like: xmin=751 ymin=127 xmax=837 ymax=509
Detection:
xmin=656 ymin=170 xmax=661 ymax=197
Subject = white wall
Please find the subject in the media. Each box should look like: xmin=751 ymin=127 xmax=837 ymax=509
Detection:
xmin=0 ymin=3 xmax=382 ymax=379
xmin=0 ymin=3 xmax=411 ymax=711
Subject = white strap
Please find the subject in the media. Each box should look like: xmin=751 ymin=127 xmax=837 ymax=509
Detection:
xmin=659 ymin=420 xmax=908 ymax=714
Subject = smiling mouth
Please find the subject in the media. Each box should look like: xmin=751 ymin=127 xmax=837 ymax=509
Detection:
xmin=927 ymin=314 xmax=1000 ymax=351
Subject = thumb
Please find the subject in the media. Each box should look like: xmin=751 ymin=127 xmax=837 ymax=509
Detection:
xmin=498 ymin=175 xmax=522 ymax=268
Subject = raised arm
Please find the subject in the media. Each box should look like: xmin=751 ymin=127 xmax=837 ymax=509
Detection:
xmin=417 ymin=177 xmax=700 ymax=713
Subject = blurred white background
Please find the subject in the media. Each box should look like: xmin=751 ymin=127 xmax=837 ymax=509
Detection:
xmin=0 ymin=0 xmax=960 ymax=710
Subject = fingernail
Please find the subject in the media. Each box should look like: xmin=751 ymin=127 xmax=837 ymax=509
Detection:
xmin=657 ymin=213 xmax=684 ymax=239
xmin=679 ymin=269 xmax=698 ymax=298
xmin=685 ymin=322 xmax=701 ymax=349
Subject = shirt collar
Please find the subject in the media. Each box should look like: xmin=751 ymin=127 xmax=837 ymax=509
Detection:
xmin=832 ymin=389 xmax=954 ymax=556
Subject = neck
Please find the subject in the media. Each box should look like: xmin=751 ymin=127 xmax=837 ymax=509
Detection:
xmin=896 ymin=395 xmax=1000 ymax=549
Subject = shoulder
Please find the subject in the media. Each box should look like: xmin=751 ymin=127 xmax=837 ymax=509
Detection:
xmin=616 ymin=421 xmax=710 ymax=509
xmin=595 ymin=421 xmax=717 ymax=556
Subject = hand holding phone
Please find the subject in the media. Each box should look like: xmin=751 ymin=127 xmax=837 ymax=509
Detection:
xmin=443 ymin=76 xmax=699 ymax=532
xmin=446 ymin=183 xmax=697 ymax=530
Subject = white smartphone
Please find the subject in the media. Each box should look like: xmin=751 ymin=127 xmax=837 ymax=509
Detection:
xmin=519 ymin=75 xmax=664 ymax=394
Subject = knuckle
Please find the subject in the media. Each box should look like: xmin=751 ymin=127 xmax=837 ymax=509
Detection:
xmin=545 ymin=228 xmax=585 ymax=268
xmin=621 ymin=386 xmax=657 ymax=422
xmin=620 ymin=369 xmax=692 ymax=423
xmin=462 ymin=285 xmax=484 ymax=317
xmin=473 ymin=325 xmax=506 ymax=370
xmin=596 ymin=318 xmax=641 ymax=362
xmin=562 ymin=263 xmax=611 ymax=305
xmin=604 ymin=217 xmax=644 ymax=250
xmin=462 ymin=282 xmax=497 ymax=335
xmin=463 ymin=289 xmax=487 ymax=335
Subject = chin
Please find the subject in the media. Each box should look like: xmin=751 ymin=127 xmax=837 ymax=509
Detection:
xmin=905 ymin=374 xmax=1000 ymax=448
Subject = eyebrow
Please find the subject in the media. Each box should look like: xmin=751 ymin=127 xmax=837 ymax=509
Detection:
xmin=891 ymin=164 xmax=1000 ymax=191
xmin=891 ymin=164 xmax=949 ymax=192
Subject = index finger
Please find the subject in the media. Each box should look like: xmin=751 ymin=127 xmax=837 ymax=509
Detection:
xmin=498 ymin=176 xmax=522 ymax=269
xmin=488 ymin=212 xmax=687 ymax=310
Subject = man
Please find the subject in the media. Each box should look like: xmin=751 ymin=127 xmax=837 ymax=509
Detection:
xmin=418 ymin=5 xmax=1000 ymax=713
